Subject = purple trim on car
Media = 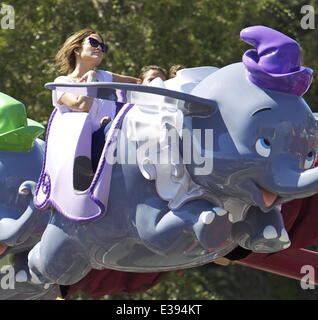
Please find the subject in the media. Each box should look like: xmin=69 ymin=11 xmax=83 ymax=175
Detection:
xmin=34 ymin=103 xmax=134 ymax=222
xmin=115 ymin=90 xmax=127 ymax=114
xmin=49 ymin=197 xmax=104 ymax=223
xmin=34 ymin=108 xmax=57 ymax=209
xmin=89 ymin=103 xmax=134 ymax=193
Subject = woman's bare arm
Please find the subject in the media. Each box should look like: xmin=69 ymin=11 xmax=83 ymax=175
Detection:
xmin=57 ymin=70 xmax=97 ymax=112
xmin=112 ymin=73 xmax=141 ymax=84
xmin=58 ymin=93 xmax=94 ymax=112
xmin=57 ymin=71 xmax=140 ymax=111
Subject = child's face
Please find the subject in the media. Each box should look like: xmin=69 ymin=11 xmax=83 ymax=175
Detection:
xmin=142 ymin=70 xmax=166 ymax=85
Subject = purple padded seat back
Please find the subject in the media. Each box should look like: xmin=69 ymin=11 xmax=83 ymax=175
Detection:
xmin=35 ymin=103 xmax=134 ymax=222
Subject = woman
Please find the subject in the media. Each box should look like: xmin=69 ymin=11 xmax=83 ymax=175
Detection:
xmin=53 ymin=28 xmax=140 ymax=131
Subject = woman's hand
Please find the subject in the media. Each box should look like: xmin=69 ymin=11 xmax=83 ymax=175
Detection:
xmin=79 ymin=70 xmax=98 ymax=82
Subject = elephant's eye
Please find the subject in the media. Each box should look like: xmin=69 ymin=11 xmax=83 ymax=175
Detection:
xmin=304 ymin=151 xmax=315 ymax=169
xmin=255 ymin=138 xmax=271 ymax=157
xmin=18 ymin=182 xmax=34 ymax=196
xmin=19 ymin=188 xmax=30 ymax=196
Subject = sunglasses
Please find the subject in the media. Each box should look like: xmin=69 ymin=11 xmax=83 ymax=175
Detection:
xmin=88 ymin=37 xmax=108 ymax=53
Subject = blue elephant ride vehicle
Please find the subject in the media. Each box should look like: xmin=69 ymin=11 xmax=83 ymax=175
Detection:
xmin=27 ymin=26 xmax=318 ymax=286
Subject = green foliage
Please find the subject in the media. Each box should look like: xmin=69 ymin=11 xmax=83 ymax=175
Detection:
xmin=1 ymin=0 xmax=317 ymax=124
xmin=1 ymin=0 xmax=318 ymax=300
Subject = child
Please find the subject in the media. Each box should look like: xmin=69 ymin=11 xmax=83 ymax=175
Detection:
xmin=139 ymin=65 xmax=168 ymax=84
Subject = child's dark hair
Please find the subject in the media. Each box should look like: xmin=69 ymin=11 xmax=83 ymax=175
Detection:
xmin=139 ymin=65 xmax=168 ymax=81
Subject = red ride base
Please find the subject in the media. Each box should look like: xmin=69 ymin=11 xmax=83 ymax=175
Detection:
xmin=235 ymin=248 xmax=318 ymax=285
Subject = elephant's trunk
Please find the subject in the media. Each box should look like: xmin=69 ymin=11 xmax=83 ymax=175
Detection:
xmin=270 ymin=156 xmax=318 ymax=198
xmin=0 ymin=181 xmax=41 ymax=247
xmin=0 ymin=203 xmax=40 ymax=246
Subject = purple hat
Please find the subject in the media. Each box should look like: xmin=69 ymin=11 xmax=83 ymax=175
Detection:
xmin=240 ymin=26 xmax=313 ymax=96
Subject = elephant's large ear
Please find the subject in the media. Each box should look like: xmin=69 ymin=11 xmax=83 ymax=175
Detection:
xmin=45 ymin=82 xmax=218 ymax=117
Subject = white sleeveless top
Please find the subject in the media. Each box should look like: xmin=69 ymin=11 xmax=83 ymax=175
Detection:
xmin=52 ymin=70 xmax=116 ymax=131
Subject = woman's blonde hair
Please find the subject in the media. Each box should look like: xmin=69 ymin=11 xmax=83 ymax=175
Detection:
xmin=55 ymin=28 xmax=105 ymax=75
